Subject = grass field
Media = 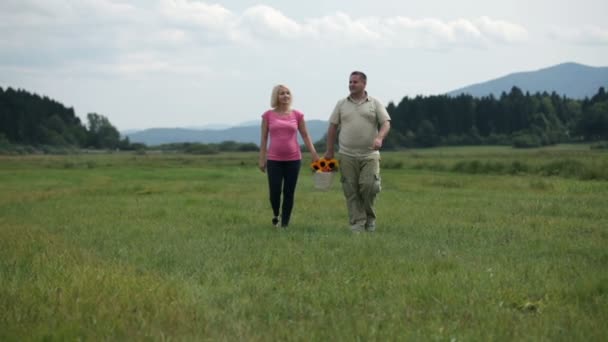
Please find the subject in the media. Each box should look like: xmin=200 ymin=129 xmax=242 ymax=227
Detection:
xmin=1 ymin=145 xmax=607 ymax=340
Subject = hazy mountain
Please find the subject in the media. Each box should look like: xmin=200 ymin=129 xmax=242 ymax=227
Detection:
xmin=448 ymin=62 xmax=608 ymax=99
xmin=120 ymin=129 xmax=140 ymax=136
xmin=126 ymin=119 xmax=328 ymax=146
xmin=235 ymin=120 xmax=261 ymax=126
xmin=185 ymin=123 xmax=232 ymax=130
xmin=124 ymin=124 xmax=231 ymax=136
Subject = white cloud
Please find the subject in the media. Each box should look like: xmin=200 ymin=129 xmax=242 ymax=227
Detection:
xmin=207 ymin=7 xmax=527 ymax=49
xmin=158 ymin=0 xmax=234 ymax=29
xmin=0 ymin=0 xmax=141 ymax=56
xmin=378 ymin=17 xmax=482 ymax=49
xmin=1 ymin=1 xmax=530 ymax=60
xmin=157 ymin=0 xmax=240 ymax=44
xmin=229 ymin=8 xmax=527 ymax=49
xmin=0 ymin=0 xmax=136 ymax=27
xmin=296 ymin=15 xmax=527 ymax=49
xmin=305 ymin=13 xmax=383 ymax=46
xmin=474 ymin=16 xmax=528 ymax=43
xmin=0 ymin=0 xmax=534 ymax=81
xmin=549 ymin=26 xmax=608 ymax=45
xmin=239 ymin=5 xmax=304 ymax=40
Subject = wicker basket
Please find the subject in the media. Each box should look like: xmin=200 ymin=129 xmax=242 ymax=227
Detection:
xmin=313 ymin=172 xmax=335 ymax=191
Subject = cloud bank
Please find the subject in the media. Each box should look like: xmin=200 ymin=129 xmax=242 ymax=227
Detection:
xmin=157 ymin=1 xmax=529 ymax=47
xmin=1 ymin=0 xmax=533 ymax=75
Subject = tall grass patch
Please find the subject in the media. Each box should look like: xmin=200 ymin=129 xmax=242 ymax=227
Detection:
xmin=383 ymin=145 xmax=608 ymax=180
xmin=1 ymin=148 xmax=607 ymax=340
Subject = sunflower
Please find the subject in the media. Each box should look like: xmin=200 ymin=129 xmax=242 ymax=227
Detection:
xmin=311 ymin=158 xmax=339 ymax=173
xmin=327 ymin=159 xmax=339 ymax=171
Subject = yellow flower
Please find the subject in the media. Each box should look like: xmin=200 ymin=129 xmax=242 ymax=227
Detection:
xmin=327 ymin=159 xmax=339 ymax=171
xmin=311 ymin=158 xmax=339 ymax=173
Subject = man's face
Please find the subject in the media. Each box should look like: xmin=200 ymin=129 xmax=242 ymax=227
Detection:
xmin=349 ymin=75 xmax=366 ymax=96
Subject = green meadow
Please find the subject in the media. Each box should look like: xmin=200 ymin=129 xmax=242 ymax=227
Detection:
xmin=1 ymin=145 xmax=607 ymax=340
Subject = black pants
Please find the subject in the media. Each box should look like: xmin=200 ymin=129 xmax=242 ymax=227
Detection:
xmin=266 ymin=159 xmax=301 ymax=226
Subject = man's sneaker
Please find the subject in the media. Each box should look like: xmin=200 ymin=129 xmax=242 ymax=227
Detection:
xmin=365 ymin=219 xmax=376 ymax=232
xmin=350 ymin=223 xmax=365 ymax=233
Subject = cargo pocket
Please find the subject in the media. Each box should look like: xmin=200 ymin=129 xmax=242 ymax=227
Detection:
xmin=373 ymin=174 xmax=381 ymax=194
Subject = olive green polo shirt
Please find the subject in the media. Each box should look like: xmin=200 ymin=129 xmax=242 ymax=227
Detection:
xmin=329 ymin=94 xmax=391 ymax=157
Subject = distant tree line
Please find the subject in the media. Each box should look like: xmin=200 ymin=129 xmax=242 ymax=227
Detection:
xmin=0 ymin=87 xmax=132 ymax=150
xmin=154 ymin=141 xmax=258 ymax=154
xmin=0 ymin=87 xmax=266 ymax=154
xmin=381 ymin=86 xmax=608 ymax=148
xmin=2 ymin=85 xmax=607 ymax=153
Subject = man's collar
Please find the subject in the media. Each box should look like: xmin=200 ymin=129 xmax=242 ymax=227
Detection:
xmin=347 ymin=91 xmax=369 ymax=103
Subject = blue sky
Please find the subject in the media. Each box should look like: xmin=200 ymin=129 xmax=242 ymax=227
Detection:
xmin=1 ymin=0 xmax=607 ymax=130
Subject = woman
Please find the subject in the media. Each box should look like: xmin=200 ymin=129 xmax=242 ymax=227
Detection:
xmin=259 ymin=84 xmax=319 ymax=228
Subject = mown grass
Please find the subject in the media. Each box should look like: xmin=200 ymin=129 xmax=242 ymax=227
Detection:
xmin=1 ymin=146 xmax=607 ymax=340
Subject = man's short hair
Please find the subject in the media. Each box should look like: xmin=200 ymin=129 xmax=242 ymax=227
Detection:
xmin=350 ymin=71 xmax=367 ymax=82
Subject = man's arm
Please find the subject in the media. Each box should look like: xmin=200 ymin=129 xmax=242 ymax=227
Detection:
xmin=372 ymin=120 xmax=390 ymax=150
xmin=325 ymin=123 xmax=338 ymax=159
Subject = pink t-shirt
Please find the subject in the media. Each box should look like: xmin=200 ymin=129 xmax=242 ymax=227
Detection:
xmin=262 ymin=109 xmax=304 ymax=161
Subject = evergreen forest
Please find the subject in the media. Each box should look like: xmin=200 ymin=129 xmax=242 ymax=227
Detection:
xmin=1 ymin=85 xmax=607 ymax=152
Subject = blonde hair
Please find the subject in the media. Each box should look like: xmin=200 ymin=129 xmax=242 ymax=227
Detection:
xmin=270 ymin=84 xmax=292 ymax=108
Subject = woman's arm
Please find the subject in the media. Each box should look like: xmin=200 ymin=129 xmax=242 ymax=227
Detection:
xmin=259 ymin=118 xmax=269 ymax=172
xmin=298 ymin=118 xmax=319 ymax=161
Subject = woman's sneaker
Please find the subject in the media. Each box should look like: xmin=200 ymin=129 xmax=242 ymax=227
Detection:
xmin=272 ymin=216 xmax=280 ymax=227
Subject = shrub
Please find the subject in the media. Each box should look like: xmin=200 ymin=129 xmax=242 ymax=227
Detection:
xmin=512 ymin=133 xmax=542 ymax=148
xmin=382 ymin=159 xmax=403 ymax=169
xmin=538 ymin=159 xmax=585 ymax=177
xmin=590 ymin=141 xmax=608 ymax=150
xmin=578 ymin=168 xmax=607 ymax=180
xmin=484 ymin=134 xmax=512 ymax=145
xmin=508 ymin=161 xmax=529 ymax=174
xmin=452 ymin=160 xmax=483 ymax=173
xmin=0 ymin=133 xmax=9 ymax=147
xmin=185 ymin=144 xmax=219 ymax=155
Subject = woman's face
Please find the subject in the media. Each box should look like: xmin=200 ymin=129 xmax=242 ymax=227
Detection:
xmin=278 ymin=87 xmax=291 ymax=105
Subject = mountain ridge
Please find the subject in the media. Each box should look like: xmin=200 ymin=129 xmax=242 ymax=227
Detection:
xmin=447 ymin=62 xmax=608 ymax=98
xmin=126 ymin=119 xmax=328 ymax=146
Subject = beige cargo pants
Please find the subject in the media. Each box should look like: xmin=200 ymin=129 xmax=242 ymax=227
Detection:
xmin=339 ymin=154 xmax=382 ymax=232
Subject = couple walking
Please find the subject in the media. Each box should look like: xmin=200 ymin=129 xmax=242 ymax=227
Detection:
xmin=258 ymin=71 xmax=391 ymax=232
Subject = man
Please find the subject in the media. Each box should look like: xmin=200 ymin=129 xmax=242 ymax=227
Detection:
xmin=325 ymin=71 xmax=391 ymax=233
